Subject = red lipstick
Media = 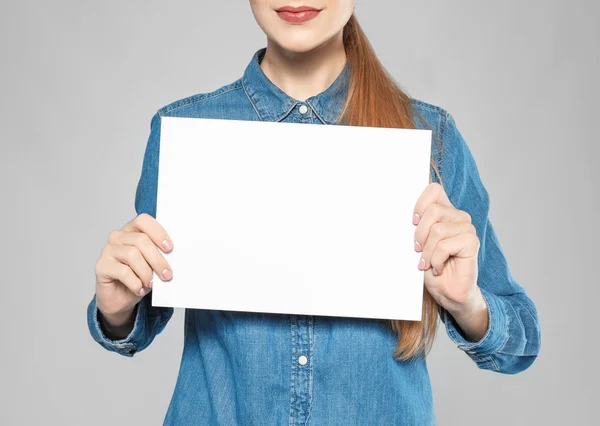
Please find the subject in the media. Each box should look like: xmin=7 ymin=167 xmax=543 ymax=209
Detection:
xmin=276 ymin=5 xmax=321 ymax=24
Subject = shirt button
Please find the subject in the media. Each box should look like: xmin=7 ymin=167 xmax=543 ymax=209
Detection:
xmin=298 ymin=355 xmax=308 ymax=365
xmin=299 ymin=104 xmax=308 ymax=114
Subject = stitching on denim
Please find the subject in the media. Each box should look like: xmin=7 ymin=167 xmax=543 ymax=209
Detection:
xmin=289 ymin=315 xmax=298 ymax=426
xmin=438 ymin=110 xmax=449 ymax=180
xmin=484 ymin=290 xmax=497 ymax=354
xmin=493 ymin=301 xmax=539 ymax=356
xmin=507 ymin=299 xmax=525 ymax=339
xmin=410 ymin=99 xmax=448 ymax=115
xmin=411 ymin=99 xmax=447 ymax=178
xmin=305 ymin=99 xmax=329 ymax=125
xmin=241 ymin=77 xmax=264 ymax=121
xmin=158 ymin=81 xmax=243 ymax=115
xmin=489 ymin=355 xmax=500 ymax=371
xmin=497 ymin=297 xmax=512 ymax=352
xmin=477 ymin=355 xmax=499 ymax=371
xmin=305 ymin=316 xmax=315 ymax=424
xmin=442 ymin=308 xmax=472 ymax=349
xmin=411 ymin=108 xmax=441 ymax=178
xmin=276 ymin=101 xmax=299 ymax=122
xmin=478 ymin=289 xmax=512 ymax=356
xmin=161 ymin=85 xmax=242 ymax=115
xmin=513 ymin=296 xmax=539 ymax=327
xmin=442 ymin=309 xmax=464 ymax=347
xmin=495 ymin=349 xmax=540 ymax=357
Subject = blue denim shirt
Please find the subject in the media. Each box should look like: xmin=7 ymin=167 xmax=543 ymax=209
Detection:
xmin=87 ymin=47 xmax=541 ymax=425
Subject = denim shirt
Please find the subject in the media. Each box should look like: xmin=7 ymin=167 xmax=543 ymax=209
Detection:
xmin=87 ymin=47 xmax=541 ymax=425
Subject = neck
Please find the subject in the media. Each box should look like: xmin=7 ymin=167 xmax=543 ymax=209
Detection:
xmin=260 ymin=33 xmax=347 ymax=102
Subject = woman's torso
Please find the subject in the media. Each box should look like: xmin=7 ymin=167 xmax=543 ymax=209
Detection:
xmin=149 ymin=48 xmax=443 ymax=425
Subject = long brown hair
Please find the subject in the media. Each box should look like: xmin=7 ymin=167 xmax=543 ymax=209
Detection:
xmin=337 ymin=14 xmax=443 ymax=361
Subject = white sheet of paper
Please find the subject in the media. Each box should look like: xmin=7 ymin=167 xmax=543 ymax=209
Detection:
xmin=151 ymin=116 xmax=432 ymax=321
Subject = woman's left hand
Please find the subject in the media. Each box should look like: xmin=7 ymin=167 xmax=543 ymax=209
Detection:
xmin=413 ymin=183 xmax=485 ymax=319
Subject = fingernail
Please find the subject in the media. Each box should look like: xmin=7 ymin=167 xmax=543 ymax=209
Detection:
xmin=415 ymin=240 xmax=422 ymax=252
xmin=418 ymin=257 xmax=425 ymax=270
xmin=162 ymin=239 xmax=173 ymax=251
xmin=139 ymin=288 xmax=145 ymax=296
xmin=413 ymin=213 xmax=420 ymax=225
xmin=432 ymin=267 xmax=438 ymax=276
xmin=162 ymin=268 xmax=173 ymax=280
xmin=148 ymin=280 xmax=153 ymax=288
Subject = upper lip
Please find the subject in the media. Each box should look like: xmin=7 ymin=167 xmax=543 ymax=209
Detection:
xmin=276 ymin=5 xmax=321 ymax=12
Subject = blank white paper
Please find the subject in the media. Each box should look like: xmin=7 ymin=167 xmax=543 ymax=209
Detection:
xmin=151 ymin=116 xmax=432 ymax=321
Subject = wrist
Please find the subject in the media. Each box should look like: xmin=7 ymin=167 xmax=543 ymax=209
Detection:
xmin=446 ymin=287 xmax=488 ymax=342
xmin=98 ymin=305 xmax=137 ymax=339
xmin=446 ymin=286 xmax=485 ymax=318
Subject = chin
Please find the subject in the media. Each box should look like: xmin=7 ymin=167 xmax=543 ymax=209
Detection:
xmin=271 ymin=33 xmax=329 ymax=54
xmin=278 ymin=42 xmax=318 ymax=53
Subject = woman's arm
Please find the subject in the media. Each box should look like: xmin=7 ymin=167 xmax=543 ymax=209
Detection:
xmin=86 ymin=112 xmax=174 ymax=357
xmin=87 ymin=292 xmax=172 ymax=357
xmin=437 ymin=111 xmax=541 ymax=374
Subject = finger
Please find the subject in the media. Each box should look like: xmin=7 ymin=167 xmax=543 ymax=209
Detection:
xmin=101 ymin=253 xmax=146 ymax=297
xmin=413 ymin=182 xmax=453 ymax=225
xmin=116 ymin=231 xmax=173 ymax=282
xmin=428 ymin=233 xmax=480 ymax=275
xmin=418 ymin=221 xmax=476 ymax=270
xmin=121 ymin=213 xmax=174 ymax=253
xmin=415 ymin=204 xmax=472 ymax=252
xmin=110 ymin=244 xmax=154 ymax=292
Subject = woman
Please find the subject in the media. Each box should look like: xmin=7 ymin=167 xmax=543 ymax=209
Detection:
xmin=88 ymin=1 xmax=541 ymax=424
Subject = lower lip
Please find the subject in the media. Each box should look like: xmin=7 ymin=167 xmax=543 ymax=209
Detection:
xmin=277 ymin=10 xmax=320 ymax=23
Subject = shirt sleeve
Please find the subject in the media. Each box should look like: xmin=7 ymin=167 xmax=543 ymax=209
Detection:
xmin=86 ymin=292 xmax=172 ymax=357
xmin=86 ymin=111 xmax=174 ymax=357
xmin=436 ymin=111 xmax=541 ymax=374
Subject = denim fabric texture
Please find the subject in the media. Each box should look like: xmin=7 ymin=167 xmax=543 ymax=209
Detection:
xmin=87 ymin=47 xmax=541 ymax=425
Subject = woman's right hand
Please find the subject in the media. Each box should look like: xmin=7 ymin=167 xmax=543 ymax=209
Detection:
xmin=94 ymin=213 xmax=174 ymax=327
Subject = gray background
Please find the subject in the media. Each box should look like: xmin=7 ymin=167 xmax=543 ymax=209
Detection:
xmin=1 ymin=0 xmax=598 ymax=424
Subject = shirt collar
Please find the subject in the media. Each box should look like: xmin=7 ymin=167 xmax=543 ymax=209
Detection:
xmin=242 ymin=47 xmax=350 ymax=124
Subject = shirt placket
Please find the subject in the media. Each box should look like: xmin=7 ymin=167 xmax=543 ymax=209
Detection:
xmin=287 ymin=102 xmax=316 ymax=425
xmin=289 ymin=314 xmax=314 ymax=425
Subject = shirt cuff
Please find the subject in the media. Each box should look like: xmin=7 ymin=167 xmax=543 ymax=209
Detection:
xmin=442 ymin=287 xmax=509 ymax=358
xmin=87 ymin=294 xmax=148 ymax=357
